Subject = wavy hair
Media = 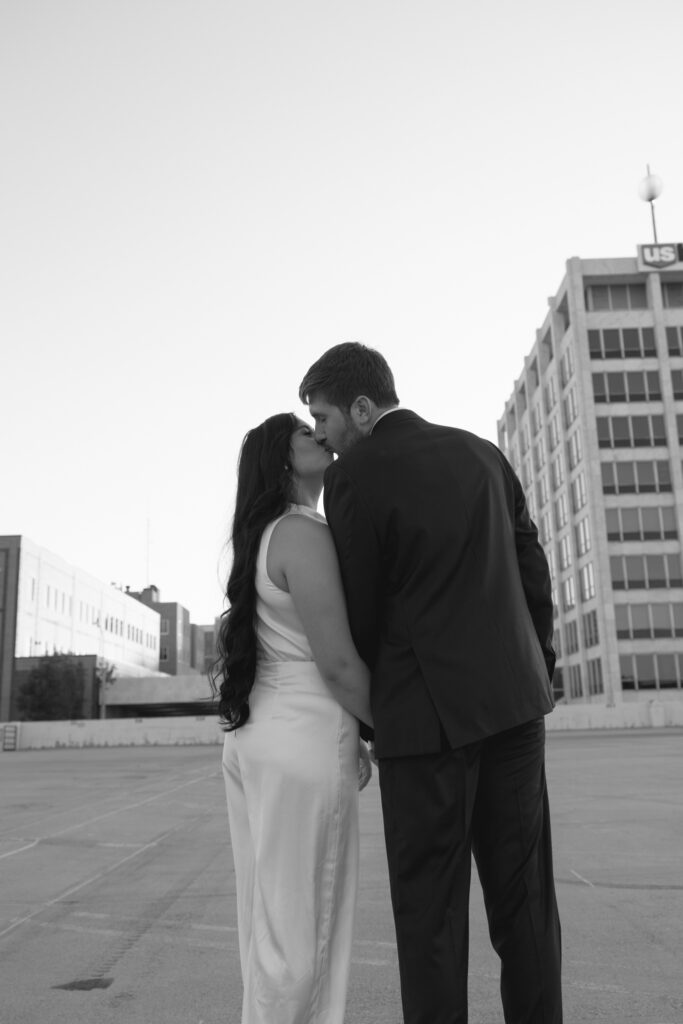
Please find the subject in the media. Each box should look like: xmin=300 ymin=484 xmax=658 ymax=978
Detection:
xmin=210 ymin=413 xmax=297 ymax=729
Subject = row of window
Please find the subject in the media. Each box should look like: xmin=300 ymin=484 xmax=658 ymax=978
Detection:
xmin=558 ymin=563 xmax=596 ymax=610
xmin=593 ymin=368 xmax=683 ymax=403
xmin=605 ymin=505 xmax=677 ymax=541
xmin=561 ymin=610 xmax=600 ymax=656
xmin=552 ymin=518 xmax=592 ymax=572
xmin=589 ymin=326 xmax=656 ymax=359
xmin=593 ymin=370 xmax=661 ymax=403
xmin=585 ymin=281 xmax=683 ymax=311
xmin=597 ymin=414 xmax=666 ymax=448
xmin=585 ymin=283 xmax=648 ymax=311
xmin=556 ymin=659 xmax=604 ymax=700
xmin=610 ymin=554 xmax=682 ymax=590
xmin=615 ymin=602 xmax=683 ymax=639
xmin=621 ymin=652 xmax=683 ymax=690
xmin=601 ymin=459 xmax=671 ymax=493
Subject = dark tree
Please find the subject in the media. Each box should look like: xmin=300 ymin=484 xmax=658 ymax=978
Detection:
xmin=17 ymin=654 xmax=86 ymax=721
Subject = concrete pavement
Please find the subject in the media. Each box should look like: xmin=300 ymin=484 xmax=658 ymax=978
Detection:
xmin=1 ymin=730 xmax=682 ymax=1023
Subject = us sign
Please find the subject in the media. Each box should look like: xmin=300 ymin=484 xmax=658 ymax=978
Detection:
xmin=637 ymin=243 xmax=683 ymax=271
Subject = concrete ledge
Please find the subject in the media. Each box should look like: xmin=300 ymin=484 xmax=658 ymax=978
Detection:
xmin=547 ymin=698 xmax=683 ymax=730
xmin=2 ymin=698 xmax=683 ymax=750
xmin=1 ymin=716 xmax=224 ymax=751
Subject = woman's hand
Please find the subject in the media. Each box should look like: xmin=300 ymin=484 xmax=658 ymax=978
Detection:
xmin=358 ymin=739 xmax=373 ymax=791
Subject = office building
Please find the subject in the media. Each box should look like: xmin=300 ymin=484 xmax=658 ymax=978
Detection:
xmin=497 ymin=245 xmax=683 ymax=704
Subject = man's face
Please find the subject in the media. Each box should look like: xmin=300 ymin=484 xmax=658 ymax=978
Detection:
xmin=308 ymin=396 xmax=366 ymax=455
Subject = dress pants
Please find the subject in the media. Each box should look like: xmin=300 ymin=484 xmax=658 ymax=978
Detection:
xmin=378 ymin=717 xmax=562 ymax=1024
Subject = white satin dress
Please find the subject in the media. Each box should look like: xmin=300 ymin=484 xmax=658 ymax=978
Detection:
xmin=222 ymin=504 xmax=360 ymax=1024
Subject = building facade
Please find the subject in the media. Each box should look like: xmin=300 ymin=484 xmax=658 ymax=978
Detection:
xmin=127 ymin=586 xmax=194 ymax=675
xmin=0 ymin=536 xmax=162 ymax=721
xmin=498 ymin=247 xmax=683 ymax=705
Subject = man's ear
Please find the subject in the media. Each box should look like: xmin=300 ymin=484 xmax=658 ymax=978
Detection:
xmin=350 ymin=395 xmax=373 ymax=425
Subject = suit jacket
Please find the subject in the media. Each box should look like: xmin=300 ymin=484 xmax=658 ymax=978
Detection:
xmin=323 ymin=409 xmax=556 ymax=757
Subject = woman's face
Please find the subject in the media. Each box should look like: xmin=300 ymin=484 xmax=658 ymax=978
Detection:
xmin=289 ymin=419 xmax=334 ymax=481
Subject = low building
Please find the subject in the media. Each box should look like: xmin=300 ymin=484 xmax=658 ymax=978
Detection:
xmin=0 ymin=536 xmax=163 ymax=721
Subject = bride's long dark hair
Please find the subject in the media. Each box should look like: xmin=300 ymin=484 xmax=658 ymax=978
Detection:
xmin=210 ymin=413 xmax=297 ymax=729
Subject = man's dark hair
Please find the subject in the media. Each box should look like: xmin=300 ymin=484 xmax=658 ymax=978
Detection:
xmin=299 ymin=342 xmax=399 ymax=411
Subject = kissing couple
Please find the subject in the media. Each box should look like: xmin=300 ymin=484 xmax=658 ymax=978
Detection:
xmin=212 ymin=342 xmax=563 ymax=1024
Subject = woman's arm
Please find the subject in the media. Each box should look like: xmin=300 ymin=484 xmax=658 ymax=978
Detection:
xmin=270 ymin=515 xmax=373 ymax=727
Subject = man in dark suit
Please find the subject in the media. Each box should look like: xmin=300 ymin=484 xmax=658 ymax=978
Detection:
xmin=299 ymin=342 xmax=562 ymax=1024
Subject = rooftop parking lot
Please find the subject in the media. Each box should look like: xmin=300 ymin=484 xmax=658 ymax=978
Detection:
xmin=1 ymin=729 xmax=682 ymax=1024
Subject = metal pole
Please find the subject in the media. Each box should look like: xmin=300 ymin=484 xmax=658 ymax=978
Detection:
xmin=650 ymin=200 xmax=658 ymax=244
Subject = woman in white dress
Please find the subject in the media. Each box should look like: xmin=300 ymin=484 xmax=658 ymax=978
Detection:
xmin=212 ymin=412 xmax=373 ymax=1024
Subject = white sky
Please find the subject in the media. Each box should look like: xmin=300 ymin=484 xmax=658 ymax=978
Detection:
xmin=1 ymin=0 xmax=682 ymax=623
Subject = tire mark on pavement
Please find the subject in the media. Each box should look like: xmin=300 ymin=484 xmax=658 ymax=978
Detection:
xmin=0 ymin=821 xmax=186 ymax=940
xmin=0 ymin=771 xmax=218 ymax=858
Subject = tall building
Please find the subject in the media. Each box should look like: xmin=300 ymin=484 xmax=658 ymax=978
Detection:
xmin=498 ymin=245 xmax=683 ymax=706
xmin=0 ymin=536 xmax=162 ymax=720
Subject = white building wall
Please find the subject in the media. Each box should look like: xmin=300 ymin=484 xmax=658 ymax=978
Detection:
xmin=15 ymin=538 xmax=161 ymax=673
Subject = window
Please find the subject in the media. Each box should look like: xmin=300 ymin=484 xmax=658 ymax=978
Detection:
xmin=533 ymin=437 xmax=546 ymax=471
xmin=583 ymin=610 xmax=599 ymax=647
xmin=529 ymin=359 xmax=540 ymax=393
xmin=551 ymin=455 xmax=564 ymax=491
xmin=587 ymin=658 xmax=604 ymax=696
xmin=552 ymin=667 xmax=565 ymax=702
xmin=531 ymin=404 xmax=543 ymax=436
xmin=563 ymin=387 xmax=578 ymax=428
xmin=553 ymin=628 xmax=562 ymax=659
xmin=520 ymin=422 xmax=530 ymax=455
xmin=536 ymin=476 xmax=549 ymax=507
xmin=555 ymin=494 xmax=568 ymax=529
xmin=662 ymin=282 xmax=683 ymax=308
xmin=580 ymin=563 xmax=596 ymax=601
xmin=587 ymin=325 xmax=656 ymax=358
xmin=541 ymin=331 xmax=553 ymax=369
xmin=567 ymin=430 xmax=582 ymax=469
xmin=672 ymin=369 xmax=683 ymax=399
xmin=160 ymin=646 xmax=169 ymax=662
xmin=559 ymin=535 xmax=572 ymax=570
xmin=564 ymin=619 xmax=579 ymax=654
xmin=562 ymin=577 xmax=576 ymax=610
xmin=560 ymin=347 xmax=575 ymax=388
xmin=548 ymin=415 xmax=560 ymax=452
xmin=568 ymin=664 xmax=583 ymax=699
xmin=571 ymin=473 xmax=587 ymax=512
xmin=576 ymin=517 xmax=591 ymax=555
xmin=517 ymin=384 xmax=527 ymax=415
xmin=540 ymin=512 xmax=551 ymax=545
xmin=544 ymin=375 xmax=557 ymax=412
xmin=596 ymin=415 xmax=666 ymax=448
xmin=666 ymin=325 xmax=683 ymax=356
xmin=161 ymin=618 xmax=169 ymax=635
xmin=585 ymin=283 xmax=647 ymax=311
